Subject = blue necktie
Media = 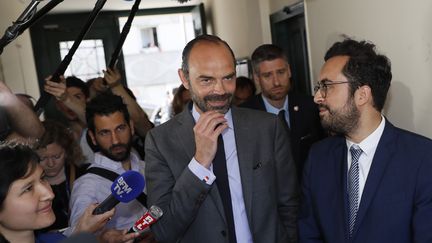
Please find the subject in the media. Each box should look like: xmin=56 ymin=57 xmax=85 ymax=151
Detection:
xmin=348 ymin=145 xmax=362 ymax=237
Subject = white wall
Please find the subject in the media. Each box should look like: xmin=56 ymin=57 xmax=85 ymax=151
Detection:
xmin=305 ymin=0 xmax=432 ymax=138
xmin=204 ymin=0 xmax=269 ymax=58
xmin=0 ymin=1 xmax=40 ymax=99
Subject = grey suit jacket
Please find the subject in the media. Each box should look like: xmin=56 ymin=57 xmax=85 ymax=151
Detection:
xmin=145 ymin=106 xmax=299 ymax=243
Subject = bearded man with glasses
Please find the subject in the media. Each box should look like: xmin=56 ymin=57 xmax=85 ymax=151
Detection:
xmin=298 ymin=38 xmax=432 ymax=243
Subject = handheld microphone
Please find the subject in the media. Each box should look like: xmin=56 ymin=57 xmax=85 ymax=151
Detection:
xmin=92 ymin=170 xmax=145 ymax=215
xmin=128 ymin=205 xmax=163 ymax=234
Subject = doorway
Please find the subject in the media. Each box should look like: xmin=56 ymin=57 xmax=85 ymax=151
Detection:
xmin=270 ymin=2 xmax=311 ymax=95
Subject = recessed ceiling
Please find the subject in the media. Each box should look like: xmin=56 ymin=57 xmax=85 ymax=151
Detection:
xmin=39 ymin=0 xmax=201 ymax=13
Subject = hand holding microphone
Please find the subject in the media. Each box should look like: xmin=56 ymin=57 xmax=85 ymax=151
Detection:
xmin=93 ymin=170 xmax=145 ymax=215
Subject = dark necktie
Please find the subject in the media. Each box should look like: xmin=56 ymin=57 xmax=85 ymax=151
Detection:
xmin=213 ymin=135 xmax=237 ymax=243
xmin=348 ymin=145 xmax=362 ymax=237
xmin=278 ymin=110 xmax=290 ymax=132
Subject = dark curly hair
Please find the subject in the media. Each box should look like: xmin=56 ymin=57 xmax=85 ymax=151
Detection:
xmin=324 ymin=38 xmax=392 ymax=111
xmin=85 ymin=92 xmax=130 ymax=133
xmin=66 ymin=76 xmax=90 ymax=99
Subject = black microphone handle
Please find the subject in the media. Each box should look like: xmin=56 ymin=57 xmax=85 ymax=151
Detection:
xmin=0 ymin=0 xmax=41 ymax=55
xmin=128 ymin=224 xmax=151 ymax=234
xmin=92 ymin=194 xmax=119 ymax=215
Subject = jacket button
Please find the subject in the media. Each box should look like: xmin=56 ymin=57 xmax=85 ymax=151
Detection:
xmin=221 ymin=230 xmax=227 ymax=237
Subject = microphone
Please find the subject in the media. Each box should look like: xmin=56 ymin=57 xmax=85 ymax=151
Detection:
xmin=0 ymin=0 xmax=43 ymax=54
xmin=128 ymin=205 xmax=163 ymax=234
xmin=92 ymin=170 xmax=145 ymax=215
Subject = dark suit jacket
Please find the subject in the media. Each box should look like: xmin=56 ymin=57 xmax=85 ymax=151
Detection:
xmin=241 ymin=93 xmax=323 ymax=180
xmin=145 ymin=106 xmax=299 ymax=243
xmin=298 ymin=120 xmax=432 ymax=243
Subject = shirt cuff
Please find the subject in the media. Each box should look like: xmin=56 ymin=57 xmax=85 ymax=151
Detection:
xmin=188 ymin=158 xmax=216 ymax=185
xmin=62 ymin=226 xmax=75 ymax=237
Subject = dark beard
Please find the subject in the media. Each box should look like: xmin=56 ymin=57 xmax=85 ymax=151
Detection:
xmin=99 ymin=142 xmax=132 ymax=162
xmin=319 ymin=98 xmax=360 ymax=136
xmin=191 ymin=92 xmax=233 ymax=114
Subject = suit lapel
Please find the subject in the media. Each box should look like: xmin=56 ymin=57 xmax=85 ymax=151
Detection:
xmin=256 ymin=94 xmax=267 ymax=111
xmin=231 ymin=107 xmax=254 ymax=225
xmin=174 ymin=110 xmax=196 ymax=159
xmin=288 ymin=94 xmax=297 ymax=130
xmin=351 ymin=121 xmax=397 ymax=238
xmin=175 ymin=108 xmax=227 ymax=223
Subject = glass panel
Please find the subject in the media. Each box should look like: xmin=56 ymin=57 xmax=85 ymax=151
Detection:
xmin=59 ymin=39 xmax=106 ymax=81
xmin=119 ymin=13 xmax=194 ymax=124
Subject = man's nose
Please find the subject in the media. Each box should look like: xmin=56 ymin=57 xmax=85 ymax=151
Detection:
xmin=313 ymin=90 xmax=324 ymax=104
xmin=111 ymin=132 xmax=120 ymax=144
xmin=213 ymin=79 xmax=225 ymax=94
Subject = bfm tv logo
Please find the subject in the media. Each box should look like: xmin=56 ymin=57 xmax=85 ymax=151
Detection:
xmin=114 ymin=177 xmax=132 ymax=198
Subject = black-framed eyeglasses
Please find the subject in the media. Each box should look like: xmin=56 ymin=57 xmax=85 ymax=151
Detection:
xmin=313 ymin=79 xmax=350 ymax=98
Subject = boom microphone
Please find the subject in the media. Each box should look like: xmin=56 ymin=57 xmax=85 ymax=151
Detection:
xmin=127 ymin=205 xmax=163 ymax=234
xmin=92 ymin=170 xmax=145 ymax=215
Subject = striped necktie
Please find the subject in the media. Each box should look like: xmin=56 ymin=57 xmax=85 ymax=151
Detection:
xmin=348 ymin=144 xmax=362 ymax=237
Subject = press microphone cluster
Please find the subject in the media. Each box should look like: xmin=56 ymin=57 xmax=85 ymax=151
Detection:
xmin=0 ymin=0 xmax=43 ymax=54
xmin=93 ymin=170 xmax=145 ymax=215
xmin=128 ymin=205 xmax=164 ymax=234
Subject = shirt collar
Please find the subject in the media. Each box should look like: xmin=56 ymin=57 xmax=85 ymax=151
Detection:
xmin=191 ymin=104 xmax=234 ymax=131
xmin=346 ymin=115 xmax=386 ymax=156
xmin=261 ymin=94 xmax=289 ymax=115
xmin=94 ymin=152 xmax=141 ymax=172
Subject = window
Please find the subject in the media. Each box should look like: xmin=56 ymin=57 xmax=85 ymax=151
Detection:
xmin=59 ymin=39 xmax=106 ymax=81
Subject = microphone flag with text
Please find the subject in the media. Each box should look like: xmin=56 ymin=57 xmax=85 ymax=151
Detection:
xmin=92 ymin=170 xmax=145 ymax=215
xmin=128 ymin=205 xmax=163 ymax=234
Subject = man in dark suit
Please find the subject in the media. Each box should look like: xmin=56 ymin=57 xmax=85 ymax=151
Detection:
xmin=298 ymin=38 xmax=432 ymax=243
xmin=145 ymin=35 xmax=299 ymax=243
xmin=241 ymin=44 xmax=323 ymax=180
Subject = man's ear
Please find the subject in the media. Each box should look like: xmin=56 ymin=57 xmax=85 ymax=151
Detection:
xmin=178 ymin=69 xmax=190 ymax=90
xmin=88 ymin=130 xmax=97 ymax=146
xmin=355 ymin=85 xmax=372 ymax=107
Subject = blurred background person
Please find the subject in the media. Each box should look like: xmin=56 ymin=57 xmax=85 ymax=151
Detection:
xmin=35 ymin=120 xmax=87 ymax=232
xmin=233 ymin=76 xmax=256 ymax=106
xmin=171 ymin=84 xmax=190 ymax=116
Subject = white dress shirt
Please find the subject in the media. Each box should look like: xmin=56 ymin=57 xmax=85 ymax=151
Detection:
xmin=188 ymin=105 xmax=253 ymax=243
xmin=346 ymin=115 xmax=385 ymax=207
xmin=69 ymin=152 xmax=147 ymax=231
xmin=262 ymin=94 xmax=290 ymax=127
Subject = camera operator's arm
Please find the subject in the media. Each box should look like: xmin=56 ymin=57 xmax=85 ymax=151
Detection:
xmin=44 ymin=75 xmax=87 ymax=124
xmin=0 ymin=80 xmax=44 ymax=140
xmin=104 ymin=68 xmax=153 ymax=137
